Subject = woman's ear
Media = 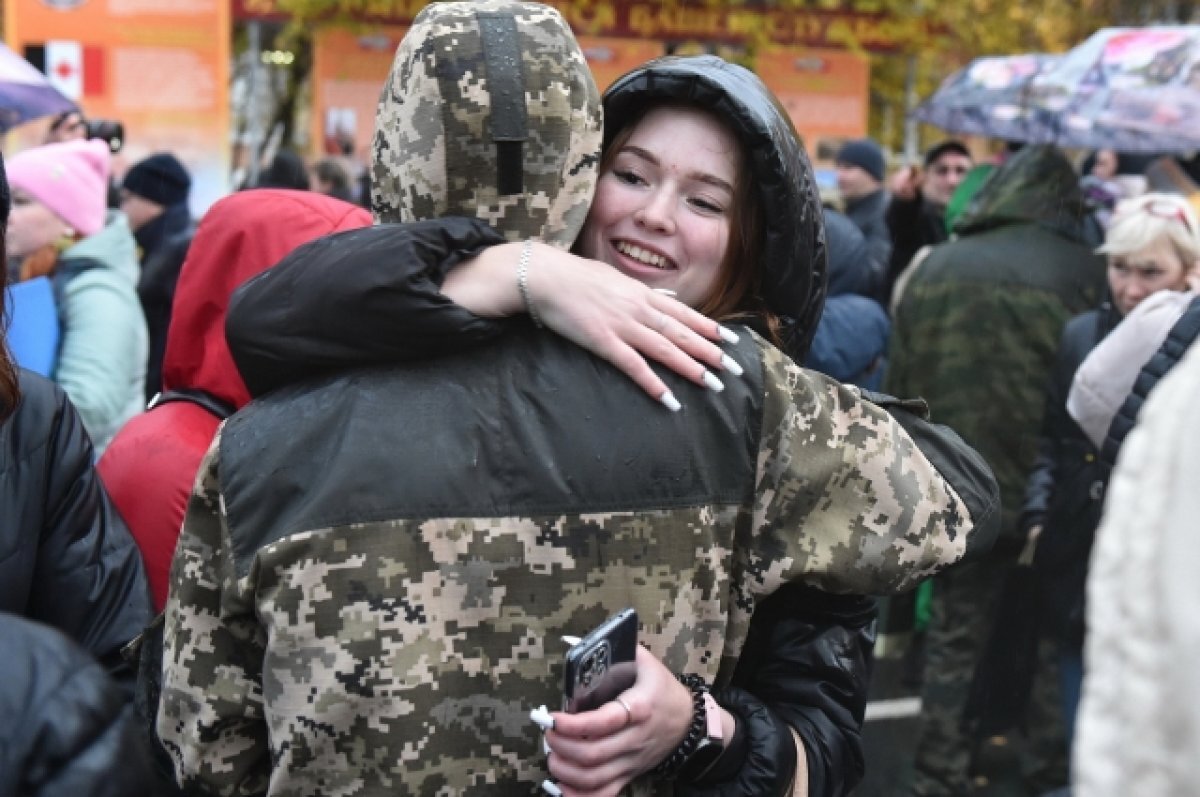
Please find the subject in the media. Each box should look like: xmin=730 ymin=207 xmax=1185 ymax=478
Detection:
xmin=1186 ymin=261 xmax=1200 ymax=293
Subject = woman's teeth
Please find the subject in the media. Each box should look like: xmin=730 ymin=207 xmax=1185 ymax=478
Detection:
xmin=616 ymin=241 xmax=670 ymax=269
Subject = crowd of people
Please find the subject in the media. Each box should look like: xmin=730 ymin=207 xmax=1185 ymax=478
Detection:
xmin=1 ymin=2 xmax=1198 ymax=796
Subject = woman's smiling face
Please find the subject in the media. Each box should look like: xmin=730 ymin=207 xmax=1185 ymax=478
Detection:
xmin=576 ymin=105 xmax=739 ymax=309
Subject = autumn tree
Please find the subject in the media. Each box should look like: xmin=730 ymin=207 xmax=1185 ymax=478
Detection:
xmin=248 ymin=0 xmax=1197 ymax=154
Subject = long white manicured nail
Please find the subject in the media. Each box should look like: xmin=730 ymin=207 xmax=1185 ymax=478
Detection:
xmin=720 ymin=354 xmax=744 ymax=377
xmin=561 ymin=635 xmax=582 ymax=646
xmin=542 ymin=780 xmax=563 ymax=796
xmin=543 ymin=735 xmax=552 ymax=755
xmin=530 ymin=705 xmax=555 ymax=731
xmin=701 ymin=370 xmax=725 ymax=392
xmin=717 ymin=325 xmax=739 ymax=344
xmin=660 ymin=390 xmax=682 ymax=412
xmin=653 ymin=288 xmax=678 ymax=296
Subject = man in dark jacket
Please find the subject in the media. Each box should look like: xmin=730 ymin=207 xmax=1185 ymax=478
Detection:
xmin=887 ymin=145 xmax=1108 ymax=796
xmin=835 ymin=137 xmax=891 ymax=273
xmin=884 ymin=140 xmax=973 ymax=304
xmin=119 ymin=152 xmax=194 ymax=400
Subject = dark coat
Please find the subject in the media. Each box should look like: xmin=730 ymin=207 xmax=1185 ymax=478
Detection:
xmin=0 ymin=370 xmax=152 ymax=691
xmin=842 ymin=189 xmax=891 ymax=277
xmin=1020 ymin=304 xmax=1120 ymax=646
xmin=135 ymin=202 xmax=194 ymax=402
xmin=884 ymin=193 xmax=947 ymax=304
xmin=888 ymin=146 xmax=1109 ymax=552
xmin=0 ymin=613 xmax=153 ymax=796
xmin=807 ymin=210 xmax=890 ymax=389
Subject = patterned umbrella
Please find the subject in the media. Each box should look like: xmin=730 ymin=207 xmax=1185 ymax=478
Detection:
xmin=0 ymin=42 xmax=76 ymax=134
xmin=911 ymin=53 xmax=1060 ymax=143
xmin=1026 ymin=25 xmax=1200 ymax=153
xmin=915 ymin=26 xmax=1200 ymax=154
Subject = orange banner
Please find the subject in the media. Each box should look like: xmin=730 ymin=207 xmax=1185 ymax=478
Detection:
xmin=311 ymin=26 xmax=406 ymax=169
xmin=576 ymin=36 xmax=663 ymax=93
xmin=5 ymin=0 xmax=231 ymax=213
xmin=756 ymin=46 xmax=869 ymax=154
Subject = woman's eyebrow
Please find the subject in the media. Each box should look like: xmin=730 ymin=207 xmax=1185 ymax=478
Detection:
xmin=620 ymin=145 xmax=735 ymax=194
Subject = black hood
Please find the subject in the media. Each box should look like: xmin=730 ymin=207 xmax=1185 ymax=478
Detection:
xmin=602 ymin=55 xmax=827 ymax=360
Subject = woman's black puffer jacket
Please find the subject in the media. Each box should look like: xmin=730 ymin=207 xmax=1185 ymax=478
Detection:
xmin=1020 ymin=303 xmax=1119 ymax=647
xmin=0 ymin=369 xmax=152 ymax=691
xmin=0 ymin=612 xmax=153 ymax=795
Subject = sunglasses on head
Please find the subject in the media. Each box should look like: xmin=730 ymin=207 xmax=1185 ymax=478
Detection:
xmin=1140 ymin=199 xmax=1195 ymax=236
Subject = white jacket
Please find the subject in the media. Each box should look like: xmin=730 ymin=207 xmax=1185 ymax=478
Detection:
xmin=1073 ymin=335 xmax=1200 ymax=796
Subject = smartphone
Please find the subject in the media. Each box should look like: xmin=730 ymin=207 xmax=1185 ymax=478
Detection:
xmin=562 ymin=608 xmax=638 ymax=714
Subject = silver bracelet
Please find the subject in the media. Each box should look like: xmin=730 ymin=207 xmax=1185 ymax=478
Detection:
xmin=516 ymin=240 xmax=544 ymax=328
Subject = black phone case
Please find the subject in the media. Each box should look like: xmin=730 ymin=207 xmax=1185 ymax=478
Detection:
xmin=562 ymin=608 xmax=638 ymax=714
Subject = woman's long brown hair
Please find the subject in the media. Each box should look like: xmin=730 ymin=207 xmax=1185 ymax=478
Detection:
xmin=0 ymin=147 xmax=18 ymax=421
xmin=0 ymin=223 xmax=20 ymax=423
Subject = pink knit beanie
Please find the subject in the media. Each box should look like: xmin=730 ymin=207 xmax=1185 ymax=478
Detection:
xmin=6 ymin=139 xmax=111 ymax=237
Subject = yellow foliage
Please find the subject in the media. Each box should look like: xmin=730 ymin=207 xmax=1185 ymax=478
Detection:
xmin=267 ymin=0 xmax=1188 ymax=149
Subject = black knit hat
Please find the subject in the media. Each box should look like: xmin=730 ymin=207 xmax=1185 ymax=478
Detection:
xmin=835 ymin=138 xmax=885 ymax=182
xmin=122 ymin=153 xmax=190 ymax=207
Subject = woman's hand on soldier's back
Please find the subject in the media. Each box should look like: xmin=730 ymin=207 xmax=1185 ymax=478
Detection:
xmin=443 ymin=242 xmax=747 ymax=408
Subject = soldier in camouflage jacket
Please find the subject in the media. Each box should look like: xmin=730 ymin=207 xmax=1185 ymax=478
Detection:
xmin=159 ymin=4 xmax=999 ymax=796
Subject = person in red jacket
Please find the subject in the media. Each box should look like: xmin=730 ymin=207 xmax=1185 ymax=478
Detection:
xmin=97 ymin=190 xmax=371 ymax=609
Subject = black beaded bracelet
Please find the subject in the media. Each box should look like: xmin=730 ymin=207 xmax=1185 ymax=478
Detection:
xmin=652 ymin=673 xmax=709 ymax=781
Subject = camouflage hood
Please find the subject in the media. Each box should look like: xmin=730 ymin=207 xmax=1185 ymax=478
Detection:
xmin=371 ymin=0 xmax=602 ymax=249
xmin=603 ymin=56 xmax=828 ymax=360
xmin=953 ymin=145 xmax=1089 ymax=243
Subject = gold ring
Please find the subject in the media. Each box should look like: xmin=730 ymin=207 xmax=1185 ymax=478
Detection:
xmin=616 ymin=697 xmax=633 ymax=725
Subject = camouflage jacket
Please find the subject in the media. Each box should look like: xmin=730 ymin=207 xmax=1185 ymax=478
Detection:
xmin=159 ymin=326 xmax=997 ymax=796
xmin=886 ymin=145 xmax=1108 ymax=552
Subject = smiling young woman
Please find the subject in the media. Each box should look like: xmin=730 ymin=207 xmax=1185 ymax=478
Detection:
xmin=576 ymin=103 xmax=763 ymax=323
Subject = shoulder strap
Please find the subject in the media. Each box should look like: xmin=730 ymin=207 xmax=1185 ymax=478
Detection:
xmin=148 ymin=388 xmax=236 ymax=420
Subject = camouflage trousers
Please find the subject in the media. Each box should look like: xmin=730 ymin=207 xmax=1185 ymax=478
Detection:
xmin=910 ymin=558 xmax=1068 ymax=796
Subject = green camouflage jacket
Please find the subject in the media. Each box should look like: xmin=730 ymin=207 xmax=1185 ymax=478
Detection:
xmin=887 ymin=145 xmax=1108 ymax=550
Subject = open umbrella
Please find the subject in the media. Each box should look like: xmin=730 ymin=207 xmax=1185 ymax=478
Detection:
xmin=1028 ymin=25 xmax=1200 ymax=153
xmin=0 ymin=42 xmax=76 ymax=134
xmin=911 ymin=53 xmax=1060 ymax=143
xmin=916 ymin=26 xmax=1200 ymax=154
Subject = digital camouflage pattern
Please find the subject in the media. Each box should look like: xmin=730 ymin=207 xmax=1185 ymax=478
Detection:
xmin=158 ymin=330 xmax=984 ymax=796
xmin=371 ymin=0 xmax=601 ymax=249
xmin=158 ymin=2 xmax=993 ymax=792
